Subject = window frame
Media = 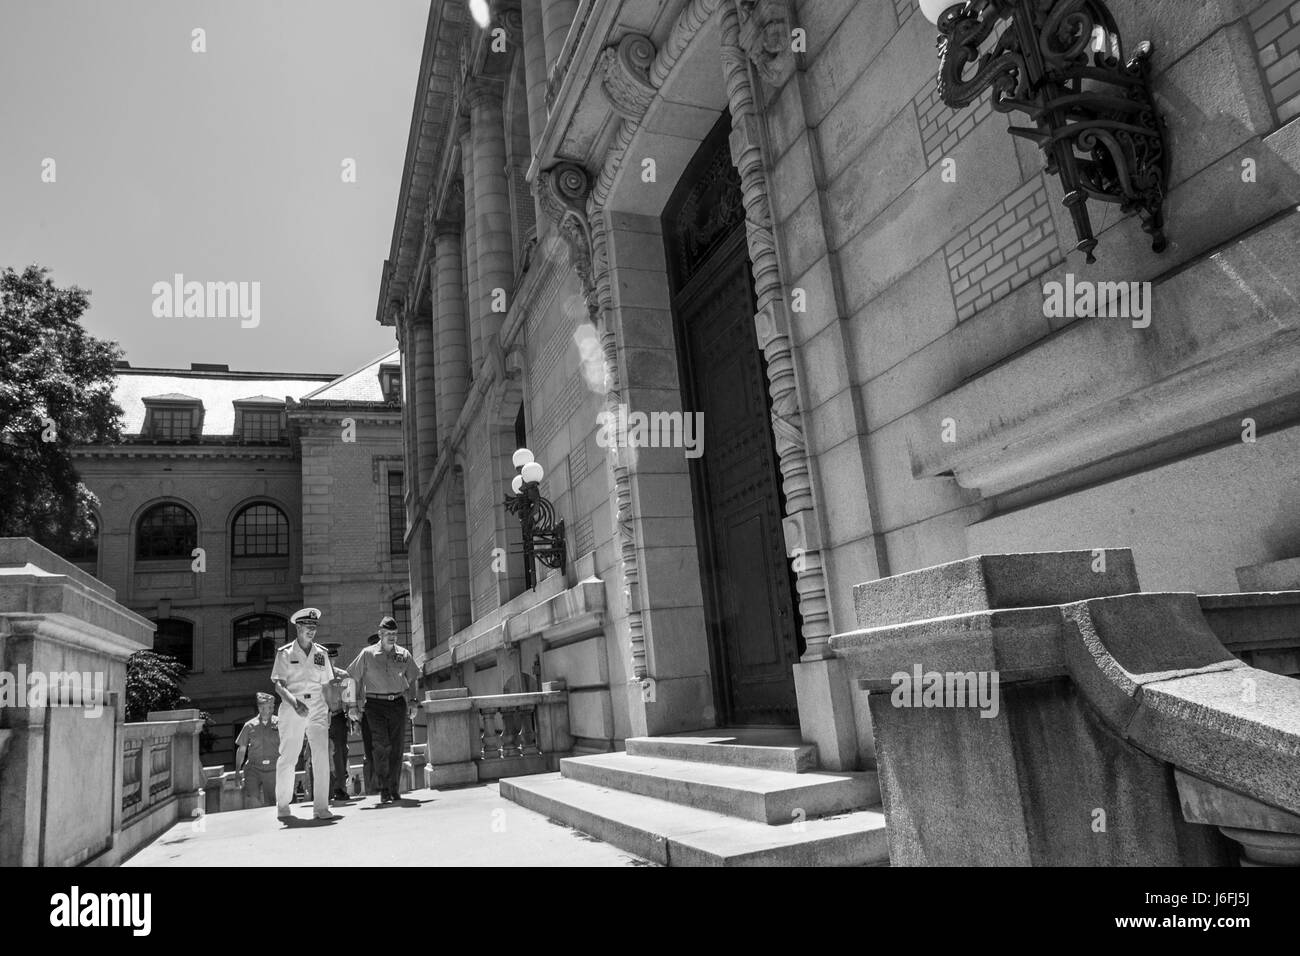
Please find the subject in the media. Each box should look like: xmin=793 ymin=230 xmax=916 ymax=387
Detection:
xmin=232 ymin=613 xmax=289 ymax=668
xmin=230 ymin=502 xmax=290 ymax=560
xmin=150 ymin=617 xmax=195 ymax=670
xmin=135 ymin=502 xmax=199 ymax=561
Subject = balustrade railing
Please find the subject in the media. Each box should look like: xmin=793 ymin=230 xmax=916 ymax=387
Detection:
xmin=120 ymin=719 xmax=190 ymax=822
xmin=477 ymin=704 xmax=542 ymax=760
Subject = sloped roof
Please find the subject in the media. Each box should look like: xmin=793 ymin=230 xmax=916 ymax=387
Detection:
xmin=299 ymin=349 xmax=400 ymax=404
xmin=114 ymin=369 xmax=336 ymax=436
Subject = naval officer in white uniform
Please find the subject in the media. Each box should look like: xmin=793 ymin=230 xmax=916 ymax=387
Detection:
xmin=271 ymin=607 xmax=337 ymax=821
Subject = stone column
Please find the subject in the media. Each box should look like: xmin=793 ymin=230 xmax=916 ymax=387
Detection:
xmin=521 ymin=0 xmax=549 ymax=167
xmin=432 ymin=219 xmax=470 ymax=445
xmin=541 ymin=0 xmax=578 ymax=76
xmin=466 ymin=78 xmax=514 ymax=356
xmin=411 ymin=310 xmax=438 ymax=493
xmin=516 ymin=1 xmax=549 ymax=241
xmin=393 ymin=305 xmax=420 ymax=514
xmin=458 ymin=115 xmax=482 ymax=371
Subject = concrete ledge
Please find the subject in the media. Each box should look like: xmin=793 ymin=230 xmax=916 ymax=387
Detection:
xmin=852 ymin=550 xmax=1140 ymax=629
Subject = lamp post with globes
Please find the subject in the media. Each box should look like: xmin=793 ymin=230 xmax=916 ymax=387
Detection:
xmin=503 ymin=448 xmax=567 ymax=590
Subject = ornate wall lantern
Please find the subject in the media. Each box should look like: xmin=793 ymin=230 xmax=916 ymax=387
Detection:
xmin=918 ymin=0 xmax=1170 ymax=263
xmin=503 ymin=447 xmax=566 ymax=590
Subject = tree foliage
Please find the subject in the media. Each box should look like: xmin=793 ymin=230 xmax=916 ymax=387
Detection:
xmin=0 ymin=265 xmax=122 ymax=553
xmin=124 ymin=650 xmax=214 ymax=750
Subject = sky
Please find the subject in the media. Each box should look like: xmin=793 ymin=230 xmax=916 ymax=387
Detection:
xmin=0 ymin=0 xmax=430 ymax=376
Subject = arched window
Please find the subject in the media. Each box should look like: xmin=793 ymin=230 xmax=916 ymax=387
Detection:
xmin=150 ymin=618 xmax=194 ymax=670
xmin=392 ymin=593 xmax=411 ymax=650
xmin=231 ymin=503 xmax=289 ymax=558
xmin=233 ymin=614 xmax=288 ymax=667
xmin=136 ymin=503 xmax=198 ymax=560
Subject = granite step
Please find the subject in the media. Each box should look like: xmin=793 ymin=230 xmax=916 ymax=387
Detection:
xmin=559 ymin=752 xmax=878 ymax=824
xmin=499 ymin=773 xmax=889 ymax=866
xmin=625 ymin=736 xmax=819 ymax=773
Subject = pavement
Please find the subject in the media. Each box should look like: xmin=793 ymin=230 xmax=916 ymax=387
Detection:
xmin=124 ymin=783 xmax=656 ymax=866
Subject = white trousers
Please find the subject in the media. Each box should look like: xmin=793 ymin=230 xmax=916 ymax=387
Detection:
xmin=276 ymin=694 xmax=330 ymax=815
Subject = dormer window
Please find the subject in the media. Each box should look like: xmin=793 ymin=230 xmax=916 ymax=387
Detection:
xmin=379 ymin=364 xmax=401 ymax=403
xmin=142 ymin=397 xmax=203 ymax=441
xmin=233 ymin=399 xmax=285 ymax=442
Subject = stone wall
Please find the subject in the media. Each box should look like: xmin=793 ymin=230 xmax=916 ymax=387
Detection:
xmin=761 ymin=0 xmax=1300 ymax=628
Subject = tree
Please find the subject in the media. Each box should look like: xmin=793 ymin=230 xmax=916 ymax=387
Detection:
xmin=124 ymin=650 xmax=215 ymax=751
xmin=0 ymin=265 xmax=122 ymax=554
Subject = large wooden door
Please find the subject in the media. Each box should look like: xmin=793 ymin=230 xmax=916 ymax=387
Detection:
xmin=664 ymin=114 xmax=802 ymax=726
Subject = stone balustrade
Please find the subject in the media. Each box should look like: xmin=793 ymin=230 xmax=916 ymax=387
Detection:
xmin=836 ymin=549 xmax=1300 ymax=866
xmin=418 ymin=683 xmax=572 ymax=788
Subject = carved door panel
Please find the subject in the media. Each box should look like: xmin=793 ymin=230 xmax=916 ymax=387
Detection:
xmin=665 ymin=113 xmax=802 ymax=726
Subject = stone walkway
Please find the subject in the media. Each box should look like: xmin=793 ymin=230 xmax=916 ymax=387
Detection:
xmin=125 ymin=783 xmax=655 ymax=867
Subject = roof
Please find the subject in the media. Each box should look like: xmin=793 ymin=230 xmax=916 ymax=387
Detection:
xmin=114 ymin=368 xmax=337 ymax=437
xmin=299 ymin=349 xmax=401 ymax=404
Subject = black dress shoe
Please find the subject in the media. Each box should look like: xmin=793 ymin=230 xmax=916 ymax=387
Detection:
xmin=332 ymin=789 xmax=349 ymax=801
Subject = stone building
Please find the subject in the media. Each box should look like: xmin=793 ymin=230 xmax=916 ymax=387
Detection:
xmin=378 ymin=0 xmax=1300 ymax=775
xmin=70 ymin=354 xmax=409 ymax=765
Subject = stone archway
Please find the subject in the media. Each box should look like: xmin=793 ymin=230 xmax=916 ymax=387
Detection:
xmin=535 ymin=0 xmax=831 ymax=737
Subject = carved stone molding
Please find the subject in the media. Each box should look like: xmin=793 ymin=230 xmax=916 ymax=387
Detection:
xmin=463 ymin=76 xmax=505 ymax=111
xmin=652 ymin=0 xmax=725 ymax=88
xmin=587 ymin=207 xmax=647 ymax=680
xmin=497 ymin=2 xmax=523 ymax=45
xmin=721 ymin=4 xmax=830 ymax=655
xmin=599 ymin=33 xmax=656 ymax=120
xmin=536 ymin=162 xmax=597 ymax=320
xmin=432 ymin=217 xmax=462 ymax=240
xmin=735 ymin=0 xmax=796 ymax=87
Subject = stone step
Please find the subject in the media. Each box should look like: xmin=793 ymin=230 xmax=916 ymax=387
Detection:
xmin=559 ymin=753 xmax=878 ymax=824
xmin=499 ymin=773 xmax=889 ymax=867
xmin=625 ymin=735 xmax=818 ymax=773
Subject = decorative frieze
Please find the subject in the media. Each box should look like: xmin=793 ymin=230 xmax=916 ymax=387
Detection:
xmin=599 ymin=33 xmax=656 ymax=119
xmin=537 ymin=161 xmax=596 ymax=319
xmin=735 ymin=0 xmax=796 ymax=87
xmin=721 ymin=3 xmax=831 ymax=655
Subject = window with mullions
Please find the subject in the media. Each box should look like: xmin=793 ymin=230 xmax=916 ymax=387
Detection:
xmin=233 ymin=614 xmax=287 ymax=667
xmin=392 ymin=593 xmax=411 ymax=650
xmin=136 ymin=503 xmax=198 ymax=560
xmin=231 ymin=504 xmax=289 ymax=558
xmin=241 ymin=409 xmax=283 ymax=442
xmin=388 ymin=472 xmax=406 ymax=555
xmin=150 ymin=406 xmax=196 ymax=440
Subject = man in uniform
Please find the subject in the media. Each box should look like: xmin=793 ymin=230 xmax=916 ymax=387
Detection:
xmin=271 ymin=607 xmax=339 ymax=821
xmin=234 ymin=692 xmax=279 ymax=808
xmin=347 ymin=616 xmax=419 ymax=803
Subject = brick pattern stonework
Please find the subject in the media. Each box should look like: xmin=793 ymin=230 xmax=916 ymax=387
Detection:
xmin=567 ymin=439 xmax=588 ymax=484
xmin=915 ymin=79 xmax=995 ymax=167
xmin=574 ymin=513 xmax=595 ymax=558
xmin=895 ymin=0 xmax=915 ymax=27
xmin=532 ymin=374 xmax=584 ymax=451
xmin=1251 ymin=0 xmax=1300 ymax=122
xmin=944 ymin=175 xmax=1063 ymax=321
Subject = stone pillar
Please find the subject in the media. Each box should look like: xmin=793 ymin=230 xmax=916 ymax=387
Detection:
xmin=458 ymin=116 xmax=482 ymax=371
xmin=466 ymin=78 xmax=514 ymax=357
xmin=411 ymin=311 xmax=438 ymax=492
xmin=393 ymin=306 xmax=421 ymax=512
xmin=521 ymin=0 xmax=548 ymax=160
xmin=432 ymin=220 xmax=471 ymax=445
xmin=541 ymin=0 xmax=578 ymax=76
xmin=0 ymin=539 xmax=152 ymax=866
